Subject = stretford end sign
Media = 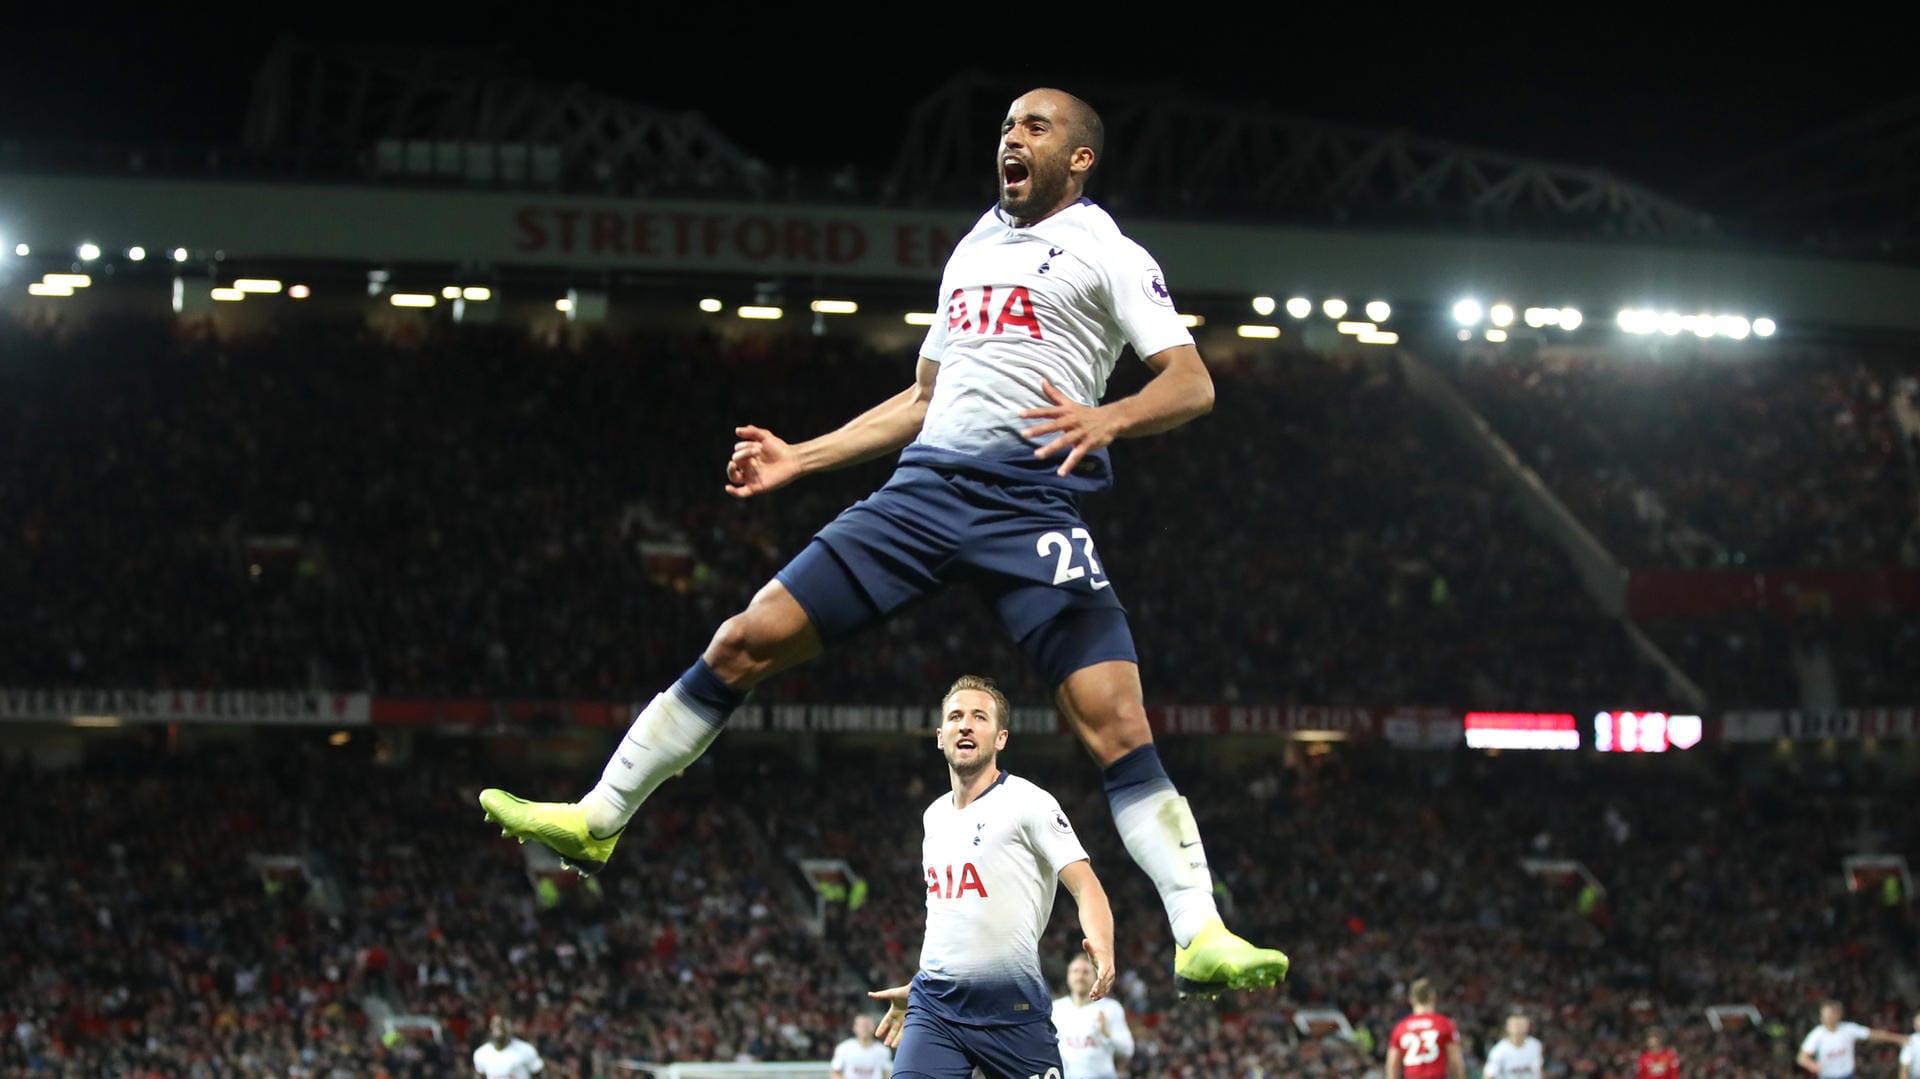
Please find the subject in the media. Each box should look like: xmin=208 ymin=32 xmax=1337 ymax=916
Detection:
xmin=8 ymin=174 xmax=1920 ymax=329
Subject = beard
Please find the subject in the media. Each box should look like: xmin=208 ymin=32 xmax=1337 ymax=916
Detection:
xmin=943 ymin=744 xmax=997 ymax=778
xmin=999 ymin=152 xmax=1072 ymax=221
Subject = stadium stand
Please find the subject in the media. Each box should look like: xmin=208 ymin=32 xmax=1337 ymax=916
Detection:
xmin=0 ymin=742 xmax=858 ymax=1078
xmin=0 ymin=312 xmax=1672 ymax=711
xmin=1 ymin=737 xmax=1912 ymax=1079
xmin=1441 ymin=346 xmax=1920 ymax=708
xmin=0 ymin=290 xmax=1912 ymax=1079
xmin=1443 ymin=347 xmax=1920 ymax=570
xmin=5 ymin=47 xmax=1918 ymax=1079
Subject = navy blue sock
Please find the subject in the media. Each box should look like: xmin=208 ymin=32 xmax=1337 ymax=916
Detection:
xmin=1102 ymin=744 xmax=1175 ymax=812
xmin=673 ymin=659 xmax=747 ymax=726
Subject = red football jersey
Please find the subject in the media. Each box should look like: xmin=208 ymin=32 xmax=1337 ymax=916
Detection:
xmin=1637 ymin=1048 xmax=1679 ymax=1079
xmin=1391 ymin=1012 xmax=1459 ymax=1079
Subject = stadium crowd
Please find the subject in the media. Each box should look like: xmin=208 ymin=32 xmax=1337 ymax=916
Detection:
xmin=0 ymin=312 xmax=1672 ymax=711
xmin=1444 ymin=347 xmax=1920 ymax=571
xmin=0 ymin=740 xmax=860 ymax=1078
xmin=2 ymin=736 xmax=1913 ymax=1079
xmin=778 ymin=739 xmax=1916 ymax=1079
xmin=1442 ymin=345 xmax=1920 ymax=708
xmin=5 ymin=310 xmax=1916 ymax=1079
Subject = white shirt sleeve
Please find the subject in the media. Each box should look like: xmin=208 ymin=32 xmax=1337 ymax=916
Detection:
xmin=831 ymin=1040 xmax=852 ymax=1072
xmin=521 ymin=1041 xmax=544 ymax=1073
xmin=1025 ymin=793 xmax=1090 ymax=878
xmin=1104 ymin=1000 xmax=1135 ymax=1058
xmin=1485 ymin=1042 xmax=1506 ymax=1077
xmin=1802 ymin=1029 xmax=1823 ymax=1055
xmin=1844 ymin=1023 xmax=1872 ymax=1043
xmin=473 ymin=1046 xmax=486 ymax=1073
xmin=1100 ymin=243 xmax=1195 ymax=363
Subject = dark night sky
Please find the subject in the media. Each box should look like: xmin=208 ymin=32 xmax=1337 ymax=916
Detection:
xmin=3 ymin=11 xmax=1904 ymax=203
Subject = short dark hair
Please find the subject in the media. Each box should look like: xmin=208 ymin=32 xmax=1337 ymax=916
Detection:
xmin=1409 ymin=979 xmax=1437 ymax=1006
xmin=943 ymin=675 xmax=1011 ymax=730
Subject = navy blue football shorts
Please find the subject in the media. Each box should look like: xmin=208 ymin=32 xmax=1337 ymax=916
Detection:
xmin=774 ymin=465 xmax=1137 ymax=686
xmin=892 ymin=1009 xmax=1063 ymax=1079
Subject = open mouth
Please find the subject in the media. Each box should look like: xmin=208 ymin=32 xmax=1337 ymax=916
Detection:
xmin=954 ymin=737 xmax=978 ymax=751
xmin=1001 ymin=156 xmax=1030 ymax=194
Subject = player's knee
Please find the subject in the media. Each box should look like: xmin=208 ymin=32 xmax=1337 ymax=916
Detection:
xmin=703 ymin=612 xmax=766 ymax=684
xmin=1099 ymin=704 xmax=1154 ymax=759
xmin=705 ymin=592 xmax=814 ymax=686
xmin=1076 ymin=698 xmax=1153 ymax=764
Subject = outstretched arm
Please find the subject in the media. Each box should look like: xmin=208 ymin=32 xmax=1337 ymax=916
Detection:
xmin=1019 ymin=344 xmax=1214 ymax=476
xmin=727 ymin=358 xmax=940 ymax=498
xmin=1059 ymin=859 xmax=1116 ymax=999
xmin=1867 ymin=1030 xmax=1909 ymax=1045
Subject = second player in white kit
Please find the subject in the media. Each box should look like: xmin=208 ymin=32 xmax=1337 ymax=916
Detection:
xmin=870 ymin=676 xmax=1116 ymax=1079
xmin=472 ymin=1016 xmax=543 ymax=1079
xmin=1797 ymin=1000 xmax=1907 ymax=1079
xmin=830 ymin=1014 xmax=893 ymax=1079
xmin=1483 ymin=1015 xmax=1543 ymax=1079
xmin=914 ymin=768 xmax=1090 ymax=1015
xmin=1052 ymin=954 xmax=1133 ymax=1079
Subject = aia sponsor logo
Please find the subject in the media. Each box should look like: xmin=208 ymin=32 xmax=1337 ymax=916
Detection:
xmin=926 ymin=862 xmax=989 ymax=898
xmin=946 ymin=285 xmax=1043 ymax=339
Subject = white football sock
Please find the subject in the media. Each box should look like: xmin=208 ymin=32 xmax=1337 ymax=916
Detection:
xmin=580 ymin=687 xmax=724 ymax=837
xmin=1111 ymin=790 xmax=1220 ymax=947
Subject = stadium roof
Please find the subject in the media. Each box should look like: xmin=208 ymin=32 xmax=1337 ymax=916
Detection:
xmin=242 ymin=50 xmax=1718 ymax=243
xmin=12 ymin=43 xmax=1910 ymax=262
xmin=886 ymin=73 xmax=1718 ymax=244
xmin=242 ymin=39 xmax=774 ymax=198
xmin=1693 ymin=91 xmax=1920 ymax=260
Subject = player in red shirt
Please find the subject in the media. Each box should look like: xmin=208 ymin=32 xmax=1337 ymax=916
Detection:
xmin=1388 ymin=979 xmax=1467 ymax=1079
xmin=1637 ymin=1028 xmax=1679 ymax=1079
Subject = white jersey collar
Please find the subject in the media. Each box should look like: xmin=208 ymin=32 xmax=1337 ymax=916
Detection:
xmin=992 ymin=197 xmax=1103 ymax=239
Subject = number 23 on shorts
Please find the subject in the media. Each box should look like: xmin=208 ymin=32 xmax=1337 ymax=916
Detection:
xmin=1036 ymin=528 xmax=1108 ymax=590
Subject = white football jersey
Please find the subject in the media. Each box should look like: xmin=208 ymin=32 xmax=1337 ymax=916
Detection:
xmin=473 ymin=1038 xmax=543 ymax=1079
xmin=829 ymin=1036 xmax=892 ymax=1079
xmin=1898 ymin=1033 xmax=1919 ymax=1078
xmin=913 ymin=772 xmax=1089 ymax=1026
xmin=1051 ymin=996 xmax=1133 ymax=1079
xmin=1801 ymin=1023 xmax=1872 ymax=1077
xmin=1484 ymin=1037 xmax=1543 ymax=1079
xmin=908 ymin=199 xmax=1194 ymax=492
